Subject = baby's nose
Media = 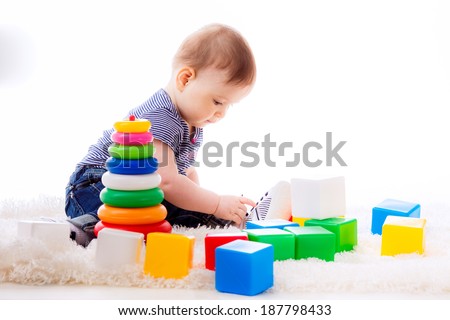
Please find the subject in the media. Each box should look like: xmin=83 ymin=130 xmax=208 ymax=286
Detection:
xmin=214 ymin=111 xmax=224 ymax=119
xmin=215 ymin=106 xmax=228 ymax=118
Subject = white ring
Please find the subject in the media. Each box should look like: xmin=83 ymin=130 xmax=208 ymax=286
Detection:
xmin=101 ymin=171 xmax=161 ymax=191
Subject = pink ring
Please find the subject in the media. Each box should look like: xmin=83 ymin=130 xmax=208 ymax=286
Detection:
xmin=111 ymin=131 xmax=153 ymax=146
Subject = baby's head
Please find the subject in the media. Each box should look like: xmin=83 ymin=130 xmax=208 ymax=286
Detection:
xmin=168 ymin=24 xmax=256 ymax=128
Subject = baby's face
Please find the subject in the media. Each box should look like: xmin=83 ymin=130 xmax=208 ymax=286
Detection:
xmin=176 ymin=67 xmax=252 ymax=128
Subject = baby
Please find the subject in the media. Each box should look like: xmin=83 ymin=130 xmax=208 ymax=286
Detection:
xmin=65 ymin=23 xmax=257 ymax=246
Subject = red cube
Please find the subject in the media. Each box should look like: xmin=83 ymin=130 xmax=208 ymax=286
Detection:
xmin=204 ymin=232 xmax=248 ymax=270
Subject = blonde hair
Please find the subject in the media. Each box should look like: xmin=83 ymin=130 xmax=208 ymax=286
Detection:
xmin=173 ymin=24 xmax=256 ymax=87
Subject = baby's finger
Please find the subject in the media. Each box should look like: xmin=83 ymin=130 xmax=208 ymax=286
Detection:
xmin=232 ymin=211 xmax=243 ymax=225
xmin=237 ymin=205 xmax=247 ymax=218
xmin=238 ymin=203 xmax=248 ymax=216
xmin=240 ymin=196 xmax=256 ymax=207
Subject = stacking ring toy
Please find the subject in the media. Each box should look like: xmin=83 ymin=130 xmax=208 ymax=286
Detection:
xmin=111 ymin=131 xmax=153 ymax=146
xmin=101 ymin=171 xmax=161 ymax=191
xmin=106 ymin=157 xmax=158 ymax=175
xmin=97 ymin=204 xmax=167 ymax=225
xmin=114 ymin=118 xmax=151 ymax=133
xmin=100 ymin=187 xmax=164 ymax=208
xmin=94 ymin=220 xmax=172 ymax=240
xmin=108 ymin=143 xmax=155 ymax=160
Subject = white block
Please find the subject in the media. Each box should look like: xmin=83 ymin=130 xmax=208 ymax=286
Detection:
xmin=291 ymin=176 xmax=346 ymax=219
xmin=265 ymin=180 xmax=292 ymax=220
xmin=17 ymin=220 xmax=71 ymax=248
xmin=95 ymin=228 xmax=144 ymax=268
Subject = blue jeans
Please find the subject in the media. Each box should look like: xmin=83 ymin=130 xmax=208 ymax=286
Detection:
xmin=65 ymin=166 xmax=232 ymax=228
xmin=65 ymin=166 xmax=106 ymax=220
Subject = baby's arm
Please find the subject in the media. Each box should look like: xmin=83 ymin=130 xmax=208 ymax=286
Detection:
xmin=154 ymin=139 xmax=255 ymax=224
xmin=185 ymin=166 xmax=199 ymax=185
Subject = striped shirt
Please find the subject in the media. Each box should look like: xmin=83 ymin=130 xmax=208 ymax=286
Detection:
xmin=78 ymin=89 xmax=203 ymax=175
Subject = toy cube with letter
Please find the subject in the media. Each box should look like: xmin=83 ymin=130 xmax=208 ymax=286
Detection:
xmin=245 ymin=228 xmax=295 ymax=261
xmin=284 ymin=226 xmax=336 ymax=261
xmin=305 ymin=217 xmax=357 ymax=252
xmin=291 ymin=217 xmax=312 ymax=226
xmin=17 ymin=220 xmax=71 ymax=249
xmin=204 ymin=232 xmax=248 ymax=270
xmin=215 ymin=239 xmax=273 ymax=296
xmin=381 ymin=216 xmax=426 ymax=256
xmin=144 ymin=232 xmax=195 ymax=279
xmin=246 ymin=218 xmax=299 ymax=230
xmin=95 ymin=228 xmax=144 ymax=268
xmin=291 ymin=176 xmax=346 ymax=219
xmin=372 ymin=199 xmax=420 ymax=235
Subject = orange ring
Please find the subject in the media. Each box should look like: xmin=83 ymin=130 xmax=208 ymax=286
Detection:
xmin=97 ymin=204 xmax=167 ymax=225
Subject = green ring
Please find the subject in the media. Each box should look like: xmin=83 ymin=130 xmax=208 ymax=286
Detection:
xmin=108 ymin=143 xmax=155 ymax=159
xmin=100 ymin=188 xmax=164 ymax=208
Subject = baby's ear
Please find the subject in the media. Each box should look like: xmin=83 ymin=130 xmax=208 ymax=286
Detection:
xmin=176 ymin=66 xmax=196 ymax=91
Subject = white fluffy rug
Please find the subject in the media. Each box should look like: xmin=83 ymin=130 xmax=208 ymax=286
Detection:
xmin=1 ymin=196 xmax=450 ymax=296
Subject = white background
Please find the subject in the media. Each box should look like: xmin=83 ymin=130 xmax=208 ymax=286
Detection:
xmin=1 ymin=0 xmax=449 ymax=208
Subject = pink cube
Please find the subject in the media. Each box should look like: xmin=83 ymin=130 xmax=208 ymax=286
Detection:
xmin=204 ymin=232 xmax=248 ymax=270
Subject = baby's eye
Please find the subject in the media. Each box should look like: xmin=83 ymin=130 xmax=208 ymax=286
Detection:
xmin=213 ymin=99 xmax=223 ymax=106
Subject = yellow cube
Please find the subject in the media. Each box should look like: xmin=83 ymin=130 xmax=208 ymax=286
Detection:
xmin=292 ymin=217 xmax=311 ymax=226
xmin=144 ymin=232 xmax=195 ymax=279
xmin=381 ymin=216 xmax=426 ymax=256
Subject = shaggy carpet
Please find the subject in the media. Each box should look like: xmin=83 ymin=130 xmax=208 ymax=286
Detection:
xmin=1 ymin=195 xmax=450 ymax=296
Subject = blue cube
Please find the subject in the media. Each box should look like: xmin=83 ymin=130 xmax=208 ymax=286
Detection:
xmin=371 ymin=199 xmax=420 ymax=235
xmin=246 ymin=218 xmax=299 ymax=230
xmin=215 ymin=240 xmax=273 ymax=296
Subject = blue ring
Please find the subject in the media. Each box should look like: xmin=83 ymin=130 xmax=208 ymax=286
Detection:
xmin=105 ymin=157 xmax=158 ymax=175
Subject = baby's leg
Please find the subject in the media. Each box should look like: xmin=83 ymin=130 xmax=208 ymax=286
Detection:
xmin=65 ymin=166 xmax=106 ymax=247
xmin=65 ymin=166 xmax=106 ymax=219
xmin=248 ymin=180 xmax=291 ymax=221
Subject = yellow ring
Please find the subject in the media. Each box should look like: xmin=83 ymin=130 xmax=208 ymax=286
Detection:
xmin=113 ymin=119 xmax=151 ymax=133
xmin=97 ymin=204 xmax=167 ymax=225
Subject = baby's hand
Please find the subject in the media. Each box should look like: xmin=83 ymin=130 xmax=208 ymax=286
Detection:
xmin=213 ymin=195 xmax=256 ymax=225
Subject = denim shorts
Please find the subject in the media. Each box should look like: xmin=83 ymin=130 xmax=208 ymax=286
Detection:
xmin=65 ymin=165 xmax=232 ymax=229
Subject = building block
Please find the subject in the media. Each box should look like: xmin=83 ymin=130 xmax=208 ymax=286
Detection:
xmin=95 ymin=228 xmax=144 ymax=268
xmin=372 ymin=199 xmax=420 ymax=235
xmin=291 ymin=176 xmax=346 ymax=219
xmin=284 ymin=226 xmax=336 ymax=261
xmin=144 ymin=232 xmax=195 ymax=279
xmin=244 ymin=228 xmax=295 ymax=261
xmin=305 ymin=217 xmax=357 ymax=252
xmin=17 ymin=220 xmax=71 ymax=248
xmin=246 ymin=218 xmax=299 ymax=230
xmin=292 ymin=216 xmax=343 ymax=226
xmin=204 ymin=232 xmax=248 ymax=270
xmin=261 ymin=180 xmax=292 ymax=220
xmin=215 ymin=239 xmax=273 ymax=296
xmin=292 ymin=216 xmax=312 ymax=226
xmin=381 ymin=216 xmax=426 ymax=256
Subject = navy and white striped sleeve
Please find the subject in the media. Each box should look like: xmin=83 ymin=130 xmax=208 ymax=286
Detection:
xmin=145 ymin=107 xmax=182 ymax=153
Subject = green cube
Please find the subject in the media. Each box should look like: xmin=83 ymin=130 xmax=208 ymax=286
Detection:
xmin=244 ymin=228 xmax=295 ymax=261
xmin=305 ymin=218 xmax=357 ymax=252
xmin=284 ymin=226 xmax=336 ymax=261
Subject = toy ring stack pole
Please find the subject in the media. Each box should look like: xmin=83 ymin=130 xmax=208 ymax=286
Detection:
xmin=94 ymin=115 xmax=172 ymax=240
